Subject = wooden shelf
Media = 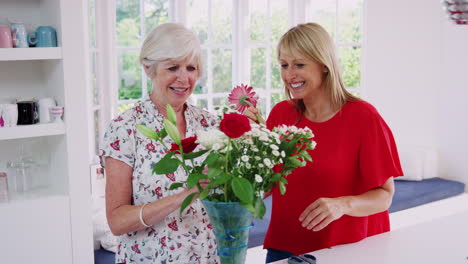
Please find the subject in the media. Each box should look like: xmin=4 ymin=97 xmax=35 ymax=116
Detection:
xmin=0 ymin=47 xmax=62 ymax=61
xmin=0 ymin=122 xmax=65 ymax=140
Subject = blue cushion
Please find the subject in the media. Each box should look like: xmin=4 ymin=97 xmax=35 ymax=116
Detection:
xmin=389 ymin=177 xmax=465 ymax=213
xmin=94 ymin=248 xmax=115 ymax=264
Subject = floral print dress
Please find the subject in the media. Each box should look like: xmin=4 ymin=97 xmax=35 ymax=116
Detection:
xmin=100 ymin=99 xmax=219 ymax=264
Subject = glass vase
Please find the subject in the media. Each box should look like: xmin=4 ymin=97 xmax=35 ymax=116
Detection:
xmin=202 ymin=200 xmax=254 ymax=264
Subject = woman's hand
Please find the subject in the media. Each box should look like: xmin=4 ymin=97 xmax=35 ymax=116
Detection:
xmin=243 ymin=106 xmax=265 ymax=124
xmin=298 ymin=197 xmax=350 ymax=232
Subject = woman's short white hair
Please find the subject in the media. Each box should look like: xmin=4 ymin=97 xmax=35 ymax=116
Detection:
xmin=139 ymin=23 xmax=203 ymax=78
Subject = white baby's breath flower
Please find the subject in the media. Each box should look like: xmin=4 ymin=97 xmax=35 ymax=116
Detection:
xmin=245 ymin=163 xmax=252 ymax=169
xmin=263 ymin=158 xmax=272 ymax=168
xmin=272 ymin=150 xmax=280 ymax=157
xmin=254 ymin=156 xmax=261 ymax=161
xmin=270 ymin=144 xmax=279 ymax=150
xmin=255 ymin=174 xmax=263 ymax=183
xmin=251 ymin=147 xmax=259 ymax=152
xmin=258 ymin=163 xmax=264 ymax=168
xmin=259 ymin=136 xmax=269 ymax=142
xmin=241 ymin=155 xmax=249 ymax=162
xmin=281 ymin=151 xmax=286 ymax=158
xmin=244 ymin=138 xmax=254 ymax=145
xmin=312 ymin=141 xmax=317 ymax=149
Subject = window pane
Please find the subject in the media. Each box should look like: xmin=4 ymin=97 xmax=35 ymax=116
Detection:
xmin=187 ymin=0 xmax=209 ymax=44
xmin=89 ymin=0 xmax=96 ymax=48
xmin=90 ymin=52 xmax=99 ymax=105
xmin=271 ymin=0 xmax=289 ymax=43
xmin=212 ymin=0 xmax=232 ymax=44
xmin=271 ymin=92 xmax=286 ymax=107
xmin=118 ymin=103 xmax=135 ymax=113
xmin=194 ymin=49 xmax=208 ymax=94
xmin=118 ymin=50 xmax=142 ymax=100
xmin=195 ymin=98 xmax=208 ymax=110
xmin=307 ymin=0 xmax=336 ymax=39
xmin=116 ymin=0 xmax=141 ymax=46
xmin=250 ymin=0 xmax=267 ymax=42
xmin=213 ymin=97 xmax=228 ymax=109
xmin=212 ymin=49 xmax=232 ymax=92
xmin=257 ymin=95 xmax=267 ymax=118
xmin=251 ymin=48 xmax=266 ymax=89
xmin=270 ymin=46 xmax=283 ymax=89
xmin=339 ymin=46 xmax=361 ymax=88
xmin=94 ymin=110 xmax=100 ymax=154
xmin=144 ymin=0 xmax=169 ymax=34
xmin=338 ymin=0 xmax=363 ymax=43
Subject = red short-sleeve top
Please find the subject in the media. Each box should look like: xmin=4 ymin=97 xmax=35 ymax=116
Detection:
xmin=264 ymin=100 xmax=403 ymax=255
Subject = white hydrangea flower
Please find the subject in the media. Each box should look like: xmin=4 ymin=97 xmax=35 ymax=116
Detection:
xmin=255 ymin=174 xmax=263 ymax=183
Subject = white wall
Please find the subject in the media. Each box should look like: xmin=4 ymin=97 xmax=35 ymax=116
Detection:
xmin=365 ymin=0 xmax=468 ymax=186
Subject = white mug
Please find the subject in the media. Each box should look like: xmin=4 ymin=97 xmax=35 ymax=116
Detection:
xmin=49 ymin=106 xmax=64 ymax=123
xmin=0 ymin=104 xmax=18 ymax=127
xmin=38 ymin=97 xmax=56 ymax=123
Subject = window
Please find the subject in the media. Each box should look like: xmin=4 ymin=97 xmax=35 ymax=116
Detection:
xmin=87 ymin=0 xmax=363 ymax=158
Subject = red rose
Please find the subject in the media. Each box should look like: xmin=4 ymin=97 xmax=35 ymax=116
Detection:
xmin=273 ymin=163 xmax=283 ymax=173
xmin=219 ymin=113 xmax=251 ymax=138
xmin=170 ymin=136 xmax=199 ymax=154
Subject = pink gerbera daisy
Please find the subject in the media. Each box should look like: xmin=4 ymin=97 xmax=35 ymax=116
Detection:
xmin=228 ymin=84 xmax=259 ymax=113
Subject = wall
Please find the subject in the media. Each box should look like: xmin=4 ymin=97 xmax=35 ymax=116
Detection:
xmin=365 ymin=0 xmax=468 ymax=186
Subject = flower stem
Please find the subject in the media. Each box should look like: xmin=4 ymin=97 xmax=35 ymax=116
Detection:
xmin=243 ymin=100 xmax=264 ymax=124
xmin=224 ymin=139 xmax=231 ymax=202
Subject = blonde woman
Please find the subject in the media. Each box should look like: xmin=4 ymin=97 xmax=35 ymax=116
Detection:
xmin=245 ymin=23 xmax=403 ymax=262
xmin=100 ymin=23 xmax=219 ymax=264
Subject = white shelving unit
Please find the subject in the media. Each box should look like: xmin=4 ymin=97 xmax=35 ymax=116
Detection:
xmin=0 ymin=0 xmax=93 ymax=263
xmin=0 ymin=123 xmax=65 ymax=140
xmin=0 ymin=47 xmax=62 ymax=61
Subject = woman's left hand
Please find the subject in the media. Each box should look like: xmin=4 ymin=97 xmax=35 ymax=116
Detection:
xmin=298 ymin=197 xmax=349 ymax=231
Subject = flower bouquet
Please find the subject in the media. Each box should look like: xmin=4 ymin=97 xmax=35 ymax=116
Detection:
xmin=137 ymin=84 xmax=316 ymax=263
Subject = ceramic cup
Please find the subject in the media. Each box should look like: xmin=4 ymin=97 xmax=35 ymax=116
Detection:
xmin=37 ymin=97 xmax=56 ymax=123
xmin=0 ymin=25 xmax=13 ymax=48
xmin=49 ymin=106 xmax=64 ymax=123
xmin=10 ymin=22 xmax=28 ymax=48
xmin=0 ymin=104 xmax=18 ymax=127
xmin=28 ymin=26 xmax=57 ymax=47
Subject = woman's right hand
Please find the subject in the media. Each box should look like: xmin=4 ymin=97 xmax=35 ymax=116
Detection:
xmin=243 ymin=106 xmax=265 ymax=124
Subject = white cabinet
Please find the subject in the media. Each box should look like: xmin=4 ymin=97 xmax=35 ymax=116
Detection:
xmin=0 ymin=0 xmax=93 ymax=263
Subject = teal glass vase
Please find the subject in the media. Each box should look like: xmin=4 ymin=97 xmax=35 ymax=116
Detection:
xmin=202 ymin=200 xmax=254 ymax=264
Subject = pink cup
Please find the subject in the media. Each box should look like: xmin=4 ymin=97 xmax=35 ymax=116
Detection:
xmin=49 ymin=106 xmax=64 ymax=123
xmin=0 ymin=25 xmax=13 ymax=48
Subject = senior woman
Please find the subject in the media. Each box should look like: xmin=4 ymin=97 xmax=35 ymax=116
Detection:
xmin=100 ymin=23 xmax=219 ymax=264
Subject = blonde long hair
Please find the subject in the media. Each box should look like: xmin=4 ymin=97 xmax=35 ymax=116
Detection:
xmin=277 ymin=23 xmax=359 ymax=114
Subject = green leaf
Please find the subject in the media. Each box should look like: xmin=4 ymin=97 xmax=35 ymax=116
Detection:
xmin=187 ymin=173 xmax=208 ymax=189
xmin=184 ymin=149 xmax=209 ymax=160
xmin=164 ymin=119 xmax=181 ymax=145
xmin=158 ymin=128 xmax=167 ymax=139
xmin=203 ymin=152 xmax=220 ymax=166
xmin=279 ymin=177 xmax=288 ymax=184
xmin=166 ymin=104 xmax=177 ymax=125
xmin=136 ymin=124 xmax=159 ymax=140
xmin=240 ymin=202 xmax=255 ymax=214
xmin=180 ymin=192 xmax=197 ymax=213
xmin=169 ymin=182 xmax=184 ymax=190
xmin=212 ymin=172 xmax=230 ymax=185
xmin=287 ymin=157 xmax=303 ymax=167
xmin=232 ymin=177 xmax=253 ymax=204
xmin=254 ymin=198 xmax=267 ymax=219
xmin=301 ymin=152 xmax=313 ymax=162
xmin=279 ymin=181 xmax=286 ymax=195
xmin=152 ymin=156 xmax=180 ymax=174
xmin=207 ymin=167 xmax=223 ymax=179
xmin=199 ymin=188 xmax=210 ymax=200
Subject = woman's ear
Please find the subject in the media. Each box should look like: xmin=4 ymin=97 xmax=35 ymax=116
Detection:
xmin=143 ymin=65 xmax=154 ymax=78
xmin=323 ymin=66 xmax=329 ymax=73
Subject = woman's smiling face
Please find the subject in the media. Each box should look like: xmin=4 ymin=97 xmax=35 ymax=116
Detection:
xmin=279 ymin=50 xmax=327 ymax=100
xmin=152 ymin=56 xmax=199 ymax=108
